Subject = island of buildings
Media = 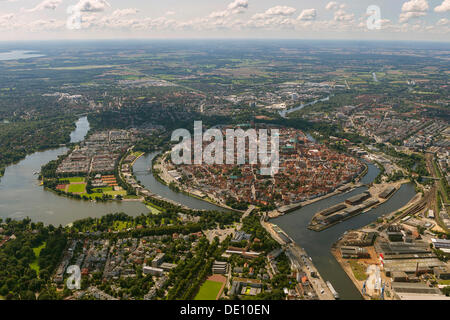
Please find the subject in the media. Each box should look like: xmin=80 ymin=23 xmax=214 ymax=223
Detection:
xmin=156 ymin=126 xmax=364 ymax=209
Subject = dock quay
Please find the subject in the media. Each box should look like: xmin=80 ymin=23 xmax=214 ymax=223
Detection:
xmin=262 ymin=221 xmax=335 ymax=300
xmin=277 ymin=202 xmax=302 ymax=215
xmin=308 ymin=193 xmax=388 ymax=232
xmin=268 ymin=183 xmax=364 ymax=219
xmin=308 ymin=185 xmax=401 ymax=232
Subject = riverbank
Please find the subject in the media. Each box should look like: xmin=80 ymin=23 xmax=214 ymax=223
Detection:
xmin=271 ymin=163 xmax=417 ymax=299
xmin=133 ymin=152 xmax=232 ymax=212
xmin=0 ymin=117 xmax=149 ymax=226
xmin=330 ymin=247 xmax=371 ymax=300
xmin=155 ymin=150 xmax=367 ymax=218
xmin=152 ymin=152 xmax=240 ymax=212
xmin=269 ymin=163 xmax=368 ymax=219
xmin=262 ymin=221 xmax=336 ymax=300
xmin=279 ymin=94 xmax=333 ymax=118
xmin=329 ymin=183 xmax=424 ymax=299
xmin=308 ymin=179 xmax=408 ymax=232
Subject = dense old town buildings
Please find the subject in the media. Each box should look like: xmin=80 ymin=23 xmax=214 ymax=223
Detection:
xmin=170 ymin=127 xmax=364 ymax=207
xmin=56 ymin=130 xmax=137 ymax=175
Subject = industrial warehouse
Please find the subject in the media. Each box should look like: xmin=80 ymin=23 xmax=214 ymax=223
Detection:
xmin=333 ymin=218 xmax=450 ymax=300
xmin=308 ymin=190 xmax=389 ymax=231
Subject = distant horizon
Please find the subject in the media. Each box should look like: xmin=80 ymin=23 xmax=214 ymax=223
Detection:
xmin=0 ymin=38 xmax=449 ymax=45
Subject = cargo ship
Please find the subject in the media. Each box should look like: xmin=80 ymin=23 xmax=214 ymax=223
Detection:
xmin=326 ymin=281 xmax=339 ymax=299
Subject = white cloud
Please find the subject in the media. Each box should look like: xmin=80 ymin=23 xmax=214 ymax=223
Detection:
xmin=399 ymin=11 xmax=426 ymax=22
xmin=1 ymin=0 xmax=446 ymax=39
xmin=325 ymin=2 xmax=347 ymax=12
xmin=112 ymin=8 xmax=138 ymax=17
xmin=435 ymin=0 xmax=450 ymax=12
xmin=246 ymin=6 xmax=298 ymax=30
xmin=27 ymin=0 xmax=62 ymax=12
xmin=297 ymin=9 xmax=316 ymax=21
xmin=227 ymin=0 xmax=248 ymax=12
xmin=209 ymin=0 xmax=248 ymax=19
xmin=334 ymin=9 xmax=354 ymax=22
xmin=436 ymin=18 xmax=449 ymax=25
xmin=325 ymin=1 xmax=339 ymax=10
xmin=264 ymin=6 xmax=296 ymax=16
xmin=209 ymin=10 xmax=229 ymax=18
xmin=401 ymin=0 xmax=429 ymax=12
xmin=75 ymin=0 xmax=110 ymax=13
xmin=399 ymin=0 xmax=429 ymax=22
xmin=251 ymin=5 xmax=296 ymax=21
xmin=0 ymin=13 xmax=15 ymax=29
xmin=28 ymin=19 xmax=65 ymax=31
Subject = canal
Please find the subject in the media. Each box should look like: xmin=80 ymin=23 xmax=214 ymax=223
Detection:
xmin=272 ymin=163 xmax=416 ymax=299
xmin=134 ymin=154 xmax=416 ymax=299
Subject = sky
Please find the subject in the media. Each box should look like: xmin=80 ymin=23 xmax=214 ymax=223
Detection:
xmin=0 ymin=0 xmax=448 ymax=41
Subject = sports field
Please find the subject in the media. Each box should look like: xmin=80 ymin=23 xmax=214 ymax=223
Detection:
xmin=194 ymin=280 xmax=224 ymax=300
xmin=68 ymin=183 xmax=86 ymax=193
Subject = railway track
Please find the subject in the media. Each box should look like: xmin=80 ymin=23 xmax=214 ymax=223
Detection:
xmin=383 ymin=187 xmax=433 ymax=228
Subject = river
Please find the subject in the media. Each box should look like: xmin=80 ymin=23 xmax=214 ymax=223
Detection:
xmin=279 ymin=95 xmax=332 ymax=118
xmin=0 ymin=116 xmax=417 ymax=299
xmin=133 ymin=152 xmax=230 ymax=212
xmin=134 ymin=153 xmax=416 ymax=299
xmin=272 ymin=163 xmax=416 ymax=299
xmin=0 ymin=50 xmax=46 ymax=61
xmin=0 ymin=117 xmax=148 ymax=226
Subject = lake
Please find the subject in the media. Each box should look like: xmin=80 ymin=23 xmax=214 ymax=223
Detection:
xmin=0 ymin=116 xmax=417 ymax=299
xmin=0 ymin=50 xmax=45 ymax=61
xmin=0 ymin=117 xmax=148 ymax=226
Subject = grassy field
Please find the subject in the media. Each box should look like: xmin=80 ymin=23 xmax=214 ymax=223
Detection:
xmin=131 ymin=151 xmax=144 ymax=158
xmin=68 ymin=183 xmax=86 ymax=193
xmin=29 ymin=242 xmax=46 ymax=274
xmin=124 ymin=195 xmax=141 ymax=200
xmin=93 ymin=187 xmax=112 ymax=193
xmin=194 ymin=280 xmax=223 ymax=300
xmin=80 ymin=192 xmax=104 ymax=200
xmin=91 ymin=187 xmax=126 ymax=197
xmin=349 ymin=260 xmax=368 ymax=281
xmin=439 ymin=279 xmax=450 ymax=286
xmin=104 ymin=190 xmax=127 ymax=197
xmin=146 ymin=205 xmax=161 ymax=215
xmin=146 ymin=201 xmax=163 ymax=214
xmin=60 ymin=177 xmax=85 ymax=183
